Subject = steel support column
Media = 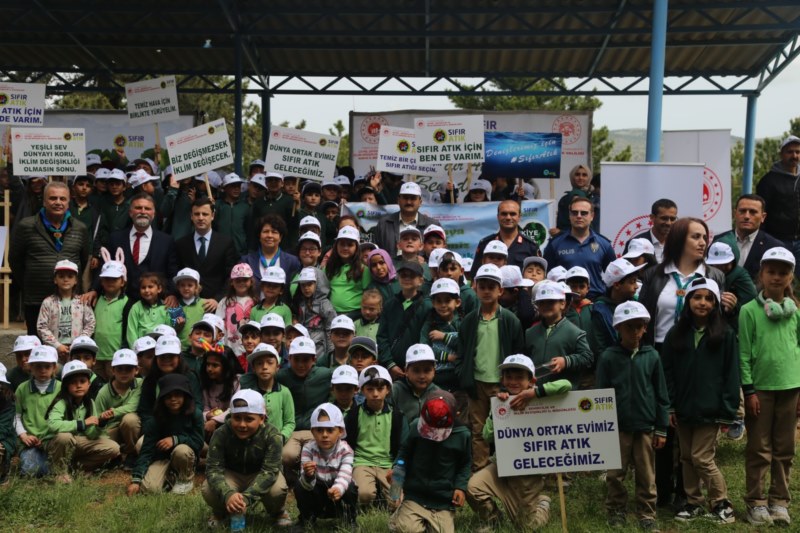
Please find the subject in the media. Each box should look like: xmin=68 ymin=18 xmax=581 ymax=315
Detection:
xmin=261 ymin=91 xmax=270 ymax=161
xmin=234 ymin=34 xmax=244 ymax=177
xmin=645 ymin=0 xmax=669 ymax=162
xmin=742 ymin=93 xmax=758 ymax=194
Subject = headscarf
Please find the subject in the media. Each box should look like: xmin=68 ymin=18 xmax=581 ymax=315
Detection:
xmin=366 ymin=248 xmax=397 ymax=284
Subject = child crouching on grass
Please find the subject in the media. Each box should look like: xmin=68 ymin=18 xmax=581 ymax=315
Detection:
xmin=596 ymin=301 xmax=669 ymax=532
xmin=202 ymin=389 xmax=290 ymax=530
xmin=127 ymin=374 xmax=203 ymax=496
xmin=96 ymin=349 xmax=142 ymax=471
xmin=295 ymin=403 xmax=357 ymax=529
xmin=0 ymin=363 xmax=17 ymax=484
xmin=467 ymin=355 xmax=571 ymax=531
xmin=390 ymin=390 xmax=471 ymax=533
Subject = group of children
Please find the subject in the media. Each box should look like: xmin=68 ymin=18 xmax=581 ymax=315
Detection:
xmin=0 ymin=180 xmax=797 ymax=532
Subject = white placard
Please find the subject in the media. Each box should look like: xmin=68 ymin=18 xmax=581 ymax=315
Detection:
xmin=376 ymin=126 xmax=439 ymax=175
xmin=165 ymin=119 xmax=233 ymax=181
xmin=600 ymin=162 xmax=705 ymax=257
xmin=491 ymin=389 xmax=621 ymax=477
xmin=265 ymin=126 xmax=340 ymax=182
xmin=0 ymin=226 xmax=7 ymax=269
xmin=0 ymin=82 xmax=46 ymax=126
xmin=663 ymin=130 xmax=732 ymax=236
xmin=11 ymin=127 xmax=86 ymax=175
xmin=125 ymin=76 xmax=180 ymax=126
xmin=414 ymin=114 xmax=485 ymax=165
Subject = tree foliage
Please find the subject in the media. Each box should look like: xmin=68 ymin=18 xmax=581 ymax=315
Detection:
xmin=448 ymin=78 xmax=632 ymax=172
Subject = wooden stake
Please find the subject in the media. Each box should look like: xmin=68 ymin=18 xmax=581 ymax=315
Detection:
xmin=448 ymin=164 xmax=455 ymax=204
xmin=0 ymin=193 xmax=11 ymax=329
xmin=204 ymin=173 xmax=214 ymax=199
xmin=464 ymin=164 xmax=473 ymax=199
xmin=154 ymin=122 xmax=161 ymax=168
xmin=550 ymin=177 xmax=556 ymax=201
xmin=557 ymin=473 xmax=568 ymax=533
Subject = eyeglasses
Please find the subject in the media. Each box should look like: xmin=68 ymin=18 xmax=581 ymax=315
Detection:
xmin=299 ymin=246 xmax=319 ymax=253
xmin=570 ymin=210 xmax=590 ymax=217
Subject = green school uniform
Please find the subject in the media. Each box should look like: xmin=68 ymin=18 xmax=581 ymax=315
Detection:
xmin=15 ymin=379 xmax=62 ymax=441
xmin=94 ymin=293 xmax=129 ymax=360
xmin=94 ymin=378 xmax=143 ymax=430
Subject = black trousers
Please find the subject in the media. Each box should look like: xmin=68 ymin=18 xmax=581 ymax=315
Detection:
xmin=24 ymin=304 xmax=41 ymax=335
xmin=294 ymin=480 xmax=358 ymax=525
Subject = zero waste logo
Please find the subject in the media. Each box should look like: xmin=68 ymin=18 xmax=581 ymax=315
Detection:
xmin=578 ymin=398 xmax=593 ymax=412
xmin=397 ymin=140 xmax=410 ymax=153
xmin=433 ymin=129 xmax=447 ymax=143
xmin=63 ymin=133 xmax=72 ymax=141
xmin=0 ymin=93 xmax=8 ymax=106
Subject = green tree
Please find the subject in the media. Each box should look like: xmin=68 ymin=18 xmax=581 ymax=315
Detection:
xmin=448 ymin=78 xmax=632 ymax=172
xmin=329 ymin=119 xmax=351 ymax=167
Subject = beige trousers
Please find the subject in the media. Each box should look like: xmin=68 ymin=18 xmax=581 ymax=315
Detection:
xmin=389 ymin=499 xmax=455 ymax=533
xmin=676 ymin=423 xmax=728 ymax=508
xmin=141 ymin=443 xmax=195 ymax=494
xmin=107 ymin=413 xmax=142 ymax=456
xmin=201 ymin=470 xmax=288 ymax=517
xmin=46 ymin=433 xmax=120 ymax=474
xmin=468 ymin=381 xmax=500 ymax=471
xmin=353 ymin=465 xmax=391 ymax=506
xmin=605 ymin=431 xmax=656 ymax=520
xmin=466 ymin=462 xmax=550 ymax=528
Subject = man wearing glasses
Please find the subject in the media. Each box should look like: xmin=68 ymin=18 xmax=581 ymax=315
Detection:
xmin=623 ymin=199 xmax=678 ymax=263
xmin=543 ymin=196 xmax=615 ymax=299
xmin=470 ymin=200 xmax=541 ymax=277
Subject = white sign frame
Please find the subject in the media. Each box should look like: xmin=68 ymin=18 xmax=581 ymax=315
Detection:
xmin=11 ymin=127 xmax=87 ymax=175
xmin=125 ymin=76 xmax=180 ymax=126
xmin=414 ymin=114 xmax=485 ymax=165
xmin=376 ymin=126 xmax=440 ymax=175
xmin=264 ymin=126 xmax=340 ymax=182
xmin=165 ymin=119 xmax=233 ymax=181
xmin=0 ymin=82 xmax=46 ymax=126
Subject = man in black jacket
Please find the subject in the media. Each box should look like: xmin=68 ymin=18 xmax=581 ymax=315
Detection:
xmin=371 ymin=182 xmax=439 ymax=256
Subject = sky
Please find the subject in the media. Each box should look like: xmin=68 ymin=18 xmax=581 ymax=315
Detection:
xmin=261 ymin=57 xmax=800 ymax=141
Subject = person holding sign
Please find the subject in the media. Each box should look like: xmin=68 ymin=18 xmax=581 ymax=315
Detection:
xmin=466 ymin=355 xmax=570 ymax=531
xmin=595 ymin=301 xmax=669 ymax=532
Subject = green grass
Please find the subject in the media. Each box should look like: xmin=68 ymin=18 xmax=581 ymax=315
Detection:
xmin=0 ymin=436 xmax=798 ymax=532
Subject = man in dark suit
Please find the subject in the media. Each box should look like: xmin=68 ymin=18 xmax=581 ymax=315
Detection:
xmin=622 ymin=198 xmax=677 ymax=263
xmin=83 ymin=192 xmax=179 ymax=305
xmin=371 ymin=182 xmax=439 ymax=256
xmin=175 ymin=197 xmax=239 ymax=310
xmin=712 ymin=194 xmax=782 ymax=280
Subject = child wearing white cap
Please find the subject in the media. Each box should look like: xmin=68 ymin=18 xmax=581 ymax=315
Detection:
xmin=392 ymin=344 xmax=441 ymax=427
xmin=660 ymin=278 xmax=738 ymax=524
xmin=291 ymin=268 xmax=337 ymax=359
xmin=126 ymin=273 xmax=172 ymax=349
xmin=564 ymin=266 xmax=593 ymax=331
xmin=289 ymin=231 xmax=331 ymax=300
xmin=93 ymin=247 xmax=130 ymax=381
xmin=173 ymin=267 xmax=206 ymax=350
xmin=317 ymin=314 xmax=356 ymax=368
xmin=327 ymin=225 xmax=371 ymax=314
xmin=589 ymin=258 xmax=645 ymax=359
xmin=216 ymin=175 xmax=250 ymax=255
xmin=738 ymin=247 xmax=800 ymax=526
xmin=436 ymin=250 xmax=479 ymax=317
xmin=250 ymin=266 xmax=293 ymax=327
xmin=201 ymin=389 xmax=291 ymax=529
xmin=7 ymin=335 xmax=41 ymax=391
xmin=420 ymin=278 xmax=462 ymax=394
xmin=36 ymin=260 xmax=96 ymax=362
xmin=45 ymin=360 xmax=121 ymax=483
xmin=705 ymin=242 xmax=757 ymax=330
xmin=330 ymin=365 xmax=360 ymax=416
xmin=596 ymin=301 xmax=668 ymax=531
xmin=68 ymin=335 xmax=105 ymax=400
xmin=469 ymin=355 xmax=570 ymax=531
xmin=0 ymin=363 xmax=17 ymax=484
xmin=295 ymin=403 xmax=357 ymax=528
xmin=96 ymin=349 xmax=143 ymax=471
xmin=237 ymin=343 xmax=295 ymax=444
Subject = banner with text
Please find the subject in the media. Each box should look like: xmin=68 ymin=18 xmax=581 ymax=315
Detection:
xmin=376 ymin=126 xmax=439 ymax=175
xmin=351 ymin=110 xmax=591 ymax=200
xmin=343 ymin=200 xmax=553 ymax=256
xmin=483 ymin=132 xmax=562 ymax=179
xmin=11 ymin=127 xmax=86 ymax=175
xmin=0 ymin=82 xmax=46 ymax=126
xmin=663 ymin=130 xmax=732 ymax=236
xmin=491 ymin=389 xmax=621 ymax=477
xmin=600 ymin=162 xmax=704 ymax=257
xmin=414 ymin=115 xmax=484 ymax=165
xmin=165 ymin=119 xmax=233 ymax=181
xmin=125 ymin=76 xmax=180 ymax=126
xmin=265 ymin=126 xmax=340 ymax=182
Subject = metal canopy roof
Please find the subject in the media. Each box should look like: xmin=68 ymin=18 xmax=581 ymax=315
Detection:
xmin=1 ymin=0 xmax=799 ymax=96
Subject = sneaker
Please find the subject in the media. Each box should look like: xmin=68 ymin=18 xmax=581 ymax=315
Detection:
xmin=746 ymin=505 xmax=773 ymax=526
xmin=206 ymin=516 xmax=222 ymax=529
xmin=711 ymin=500 xmax=735 ymax=524
xmin=274 ymin=510 xmax=293 ymax=528
xmin=607 ymin=510 xmax=627 ymax=527
xmin=674 ymin=503 xmax=705 ymax=522
xmin=725 ymin=420 xmax=745 ymax=441
xmin=769 ymin=505 xmax=791 ymax=526
xmin=171 ymin=480 xmax=194 ymax=495
xmin=638 ymin=518 xmax=660 ymax=532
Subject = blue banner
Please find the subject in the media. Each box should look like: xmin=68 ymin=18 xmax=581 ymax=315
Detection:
xmin=482 ymin=132 xmax=562 ymax=180
xmin=343 ymin=200 xmax=553 ymax=257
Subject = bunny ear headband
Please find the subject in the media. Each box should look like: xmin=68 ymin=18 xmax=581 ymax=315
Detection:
xmin=100 ymin=246 xmax=128 ymax=281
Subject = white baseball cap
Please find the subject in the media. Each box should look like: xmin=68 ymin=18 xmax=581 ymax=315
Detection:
xmin=249 ymin=173 xmax=267 ymax=189
xmin=358 ymin=364 xmax=393 ymax=388
xmin=222 ymin=173 xmax=244 ymax=187
xmin=398 ymin=226 xmax=422 ymax=239
xmin=61 ymin=360 xmax=92 ymax=381
xmin=321 ymin=178 xmax=340 ymax=189
xmin=174 ymin=267 xmax=201 ymax=284
xmin=249 ymin=159 xmax=266 ymax=169
xmin=112 ymin=349 xmax=138 ymax=367
xmin=423 ymin=224 xmax=446 ymax=241
xmin=108 ymin=168 xmax=127 ymax=182
xmin=310 ymin=402 xmax=346 ymax=433
xmin=622 ymin=238 xmax=655 ymax=259
xmin=469 ymin=179 xmax=492 ymax=195
xmin=13 ymin=335 xmax=41 ymax=352
xmin=706 ymin=242 xmax=736 ymax=266
xmin=54 ymin=260 xmax=79 ymax=274
xmin=334 ymin=175 xmax=351 ymax=187
xmin=331 ymin=315 xmax=356 ymax=333
xmin=336 ymin=226 xmax=360 ymax=242
xmin=94 ymin=168 xmax=111 ymax=180
xmin=261 ymin=266 xmax=286 ymax=285
xmin=192 ymin=313 xmax=222 ymax=335
xmin=534 ymin=280 xmax=567 ymax=301
xmin=428 ymin=248 xmax=449 ymax=268
xmin=294 ymin=267 xmax=317 ymax=284
xmin=565 ymin=266 xmax=590 ymax=281
xmin=612 ymin=301 xmax=652 ymax=327
xmin=133 ymin=336 xmax=157 ymax=354
xmin=247 ymin=343 xmax=280 ymax=365
xmin=405 ymin=344 xmax=436 ymax=365
xmin=501 ymin=265 xmax=534 ymax=288
xmin=684 ymin=277 xmax=721 ymax=304
xmin=230 ymin=389 xmax=267 ymax=416
xmin=29 ymin=345 xmax=58 ymax=364
xmin=0 ymin=363 xmax=8 ymax=385
xmin=761 ymin=246 xmax=796 ymax=267
xmin=150 ymin=324 xmax=177 ymax=339
xmin=484 ymin=240 xmax=509 ymax=257
xmin=461 ymin=257 xmax=474 ymax=272
xmin=601 ymin=258 xmax=645 ymax=286
xmin=196 ymin=170 xmax=222 ymax=188
xmin=399 ymin=182 xmax=422 ymax=196
xmin=287 ymin=323 xmax=310 ymax=338
xmin=260 ymin=313 xmax=286 ymax=330
xmin=128 ymin=169 xmax=158 ymax=189
xmin=430 ymin=277 xmax=461 ymax=296
xmin=70 ymin=335 xmax=98 ymax=354
xmin=546 ymin=266 xmax=568 ymax=282
xmin=780 ymin=135 xmax=800 ymax=151
xmin=155 ymin=335 xmax=182 ymax=356
xmin=289 ymin=336 xmax=317 ymax=357
xmin=298 ymin=231 xmax=322 ymax=248
xmin=499 ymin=354 xmax=536 ymax=375
xmin=86 ymin=153 xmax=102 ymax=167
xmin=474 ymin=263 xmax=503 ymax=284
xmin=99 ymin=261 xmax=126 ymax=280
xmin=299 ymin=216 xmax=321 ymax=229
xmin=331 ymin=365 xmax=359 ymax=387
xmin=238 ymin=320 xmax=262 ymax=334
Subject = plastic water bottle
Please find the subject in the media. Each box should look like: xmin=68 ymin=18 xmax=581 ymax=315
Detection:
xmin=230 ymin=513 xmax=245 ymax=532
xmin=389 ymin=460 xmax=406 ymax=501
